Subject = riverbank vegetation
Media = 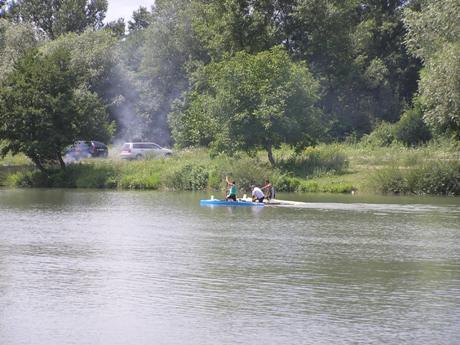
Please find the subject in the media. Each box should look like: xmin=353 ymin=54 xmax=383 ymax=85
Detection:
xmin=2 ymin=138 xmax=459 ymax=195
xmin=0 ymin=1 xmax=459 ymax=195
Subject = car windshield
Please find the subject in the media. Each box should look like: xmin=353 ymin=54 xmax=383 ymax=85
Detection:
xmin=76 ymin=143 xmax=90 ymax=150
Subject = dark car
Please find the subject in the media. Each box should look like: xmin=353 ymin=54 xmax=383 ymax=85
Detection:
xmin=64 ymin=141 xmax=108 ymax=162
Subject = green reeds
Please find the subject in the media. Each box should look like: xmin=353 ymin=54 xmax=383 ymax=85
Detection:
xmin=2 ymin=138 xmax=458 ymax=195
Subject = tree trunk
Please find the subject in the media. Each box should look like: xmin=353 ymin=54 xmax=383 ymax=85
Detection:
xmin=57 ymin=151 xmax=66 ymax=169
xmin=30 ymin=155 xmax=46 ymax=173
xmin=266 ymin=144 xmax=275 ymax=168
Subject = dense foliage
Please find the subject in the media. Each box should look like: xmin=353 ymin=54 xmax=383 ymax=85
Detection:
xmin=0 ymin=0 xmax=459 ymax=171
xmin=3 ymin=0 xmax=108 ymax=39
xmin=0 ymin=31 xmax=116 ymax=171
xmin=404 ymin=0 xmax=460 ymax=138
xmin=0 ymin=19 xmax=43 ymax=84
xmin=170 ymin=47 xmax=321 ymax=166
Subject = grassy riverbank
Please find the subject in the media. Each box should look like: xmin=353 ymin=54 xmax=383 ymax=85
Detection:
xmin=1 ymin=139 xmax=459 ymax=195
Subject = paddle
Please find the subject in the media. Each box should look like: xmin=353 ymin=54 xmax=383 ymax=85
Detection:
xmin=224 ymin=175 xmax=230 ymax=201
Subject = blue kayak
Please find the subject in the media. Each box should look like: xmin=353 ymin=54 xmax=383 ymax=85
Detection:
xmin=200 ymin=199 xmax=264 ymax=207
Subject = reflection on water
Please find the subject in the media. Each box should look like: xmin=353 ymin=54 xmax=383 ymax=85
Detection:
xmin=0 ymin=189 xmax=459 ymax=345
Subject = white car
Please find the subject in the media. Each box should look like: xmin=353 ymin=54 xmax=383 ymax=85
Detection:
xmin=120 ymin=142 xmax=172 ymax=160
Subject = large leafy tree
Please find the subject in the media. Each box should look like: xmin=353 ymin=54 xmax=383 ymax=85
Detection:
xmin=0 ymin=18 xmax=43 ymax=84
xmin=11 ymin=0 xmax=107 ymax=38
xmin=170 ymin=46 xmax=321 ymax=166
xmin=191 ymin=0 xmax=293 ymax=59
xmin=291 ymin=0 xmax=421 ymax=137
xmin=128 ymin=6 xmax=153 ymax=33
xmin=0 ymin=31 xmax=117 ymax=171
xmin=115 ymin=0 xmax=205 ymax=144
xmin=189 ymin=0 xmax=421 ymax=139
xmin=404 ymin=0 xmax=460 ymax=137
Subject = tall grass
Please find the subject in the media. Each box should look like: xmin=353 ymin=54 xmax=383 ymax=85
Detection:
xmin=370 ymin=161 xmax=460 ymax=195
xmin=3 ymin=139 xmax=459 ymax=195
xmin=276 ymin=144 xmax=349 ymax=177
xmin=0 ymin=152 xmax=31 ymax=166
xmin=341 ymin=137 xmax=459 ymax=168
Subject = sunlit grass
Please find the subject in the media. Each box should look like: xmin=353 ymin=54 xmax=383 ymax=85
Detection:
xmin=0 ymin=153 xmax=32 ymax=166
xmin=2 ymin=138 xmax=459 ymax=195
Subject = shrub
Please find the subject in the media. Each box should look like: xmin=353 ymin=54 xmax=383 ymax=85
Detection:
xmin=371 ymin=162 xmax=460 ymax=195
xmin=5 ymin=171 xmax=33 ymax=187
xmin=321 ymin=182 xmax=355 ymax=193
xmin=361 ymin=121 xmax=396 ymax=147
xmin=118 ymin=173 xmax=160 ymax=189
xmin=298 ymin=180 xmax=354 ymax=193
xmin=371 ymin=167 xmax=409 ymax=194
xmin=299 ymin=180 xmax=319 ymax=192
xmin=278 ymin=145 xmax=349 ymax=178
xmin=215 ymin=155 xmax=272 ymax=191
xmin=408 ymin=162 xmax=460 ymax=195
xmin=394 ymin=104 xmax=432 ymax=146
xmin=5 ymin=170 xmax=53 ymax=187
xmin=166 ymin=164 xmax=209 ymax=191
xmin=275 ymin=175 xmax=301 ymax=192
xmin=74 ymin=165 xmax=116 ymax=188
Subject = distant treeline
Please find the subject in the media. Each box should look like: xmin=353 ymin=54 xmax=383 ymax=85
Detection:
xmin=0 ymin=0 xmax=459 ymax=173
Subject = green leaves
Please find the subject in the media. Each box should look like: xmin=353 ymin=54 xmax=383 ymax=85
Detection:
xmin=0 ymin=19 xmax=42 ymax=85
xmin=404 ymin=0 xmax=460 ymax=137
xmin=14 ymin=0 xmax=108 ymax=39
xmin=171 ymin=46 xmax=321 ymax=166
xmin=0 ymin=32 xmax=116 ymax=171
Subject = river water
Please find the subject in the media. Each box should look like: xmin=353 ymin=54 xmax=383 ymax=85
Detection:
xmin=0 ymin=189 xmax=459 ymax=345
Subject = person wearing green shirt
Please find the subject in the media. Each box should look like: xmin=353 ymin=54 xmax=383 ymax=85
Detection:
xmin=225 ymin=176 xmax=238 ymax=201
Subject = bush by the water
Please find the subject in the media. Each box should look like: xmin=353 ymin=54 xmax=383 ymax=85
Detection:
xmin=277 ymin=145 xmax=349 ymax=178
xmin=165 ymin=164 xmax=209 ymax=191
xmin=361 ymin=122 xmax=396 ymax=147
xmin=5 ymin=163 xmax=118 ymax=188
xmin=3 ymin=142 xmax=458 ymax=196
xmin=360 ymin=107 xmax=432 ymax=148
xmin=394 ymin=105 xmax=432 ymax=146
xmin=371 ymin=161 xmax=460 ymax=195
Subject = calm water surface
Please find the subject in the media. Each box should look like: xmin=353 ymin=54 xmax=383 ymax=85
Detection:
xmin=0 ymin=189 xmax=459 ymax=345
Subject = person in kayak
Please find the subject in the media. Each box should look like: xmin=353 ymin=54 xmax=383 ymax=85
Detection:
xmin=262 ymin=179 xmax=275 ymax=200
xmin=251 ymin=185 xmax=265 ymax=203
xmin=226 ymin=176 xmax=238 ymax=201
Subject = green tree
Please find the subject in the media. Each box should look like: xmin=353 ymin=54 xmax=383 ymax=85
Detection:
xmin=42 ymin=29 xmax=119 ymax=101
xmin=190 ymin=0 xmax=421 ymax=138
xmin=404 ymin=0 xmax=460 ymax=137
xmin=13 ymin=0 xmax=107 ymax=38
xmin=116 ymin=0 xmax=205 ymax=144
xmin=292 ymin=0 xmax=421 ymax=137
xmin=128 ymin=6 xmax=153 ymax=33
xmin=171 ymin=46 xmax=321 ymax=166
xmin=0 ymin=37 xmax=115 ymax=172
xmin=43 ymin=29 xmax=123 ymax=144
xmin=0 ymin=18 xmax=43 ymax=85
xmin=394 ymin=100 xmax=431 ymax=146
xmin=105 ymin=18 xmax=125 ymax=38
xmin=191 ymin=0 xmax=294 ymax=59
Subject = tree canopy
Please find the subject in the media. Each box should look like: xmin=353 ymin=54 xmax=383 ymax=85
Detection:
xmin=0 ymin=31 xmax=116 ymax=171
xmin=404 ymin=0 xmax=460 ymax=137
xmin=170 ymin=47 xmax=321 ymax=166
xmin=5 ymin=0 xmax=108 ymax=38
xmin=0 ymin=19 xmax=43 ymax=84
xmin=0 ymin=0 xmax=457 ymax=168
